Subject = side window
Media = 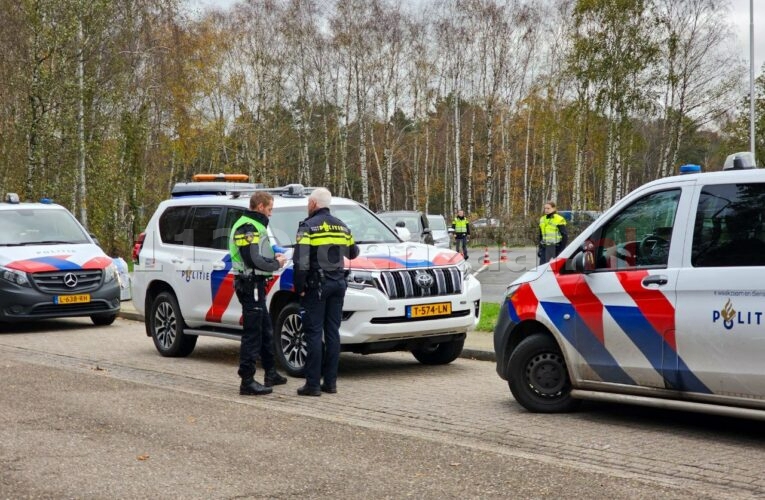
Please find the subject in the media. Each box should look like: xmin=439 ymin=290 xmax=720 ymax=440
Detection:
xmin=188 ymin=206 xmax=223 ymax=249
xmin=692 ymin=183 xmax=765 ymax=267
xmin=591 ymin=189 xmax=680 ymax=270
xmin=218 ymin=207 xmax=245 ymax=250
xmin=158 ymin=206 xmax=191 ymax=245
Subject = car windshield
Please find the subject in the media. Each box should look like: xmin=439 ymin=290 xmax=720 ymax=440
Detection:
xmin=427 ymin=215 xmax=447 ymax=230
xmin=0 ymin=208 xmax=91 ymax=246
xmin=269 ymin=204 xmax=400 ymax=246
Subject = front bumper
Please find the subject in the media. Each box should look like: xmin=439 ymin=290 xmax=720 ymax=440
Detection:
xmin=0 ymin=280 xmax=121 ymax=322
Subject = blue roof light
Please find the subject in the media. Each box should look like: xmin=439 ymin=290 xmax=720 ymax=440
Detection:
xmin=679 ymin=164 xmax=702 ymax=174
xmin=39 ymin=197 xmax=53 ymax=204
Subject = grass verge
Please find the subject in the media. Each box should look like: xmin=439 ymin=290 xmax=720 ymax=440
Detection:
xmin=476 ymin=302 xmax=500 ymax=332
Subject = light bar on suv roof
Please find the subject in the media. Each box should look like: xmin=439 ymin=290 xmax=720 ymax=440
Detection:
xmin=170 ymin=182 xmax=308 ymax=198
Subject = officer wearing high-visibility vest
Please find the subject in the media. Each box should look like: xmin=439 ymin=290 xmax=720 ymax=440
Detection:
xmin=451 ymin=209 xmax=470 ymax=258
xmin=292 ymin=187 xmax=359 ymax=397
xmin=538 ymin=201 xmax=568 ymax=264
xmin=229 ymin=191 xmax=288 ymax=396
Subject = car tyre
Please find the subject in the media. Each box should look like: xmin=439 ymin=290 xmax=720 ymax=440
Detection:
xmin=90 ymin=313 xmax=117 ymax=326
xmin=411 ymin=338 xmax=464 ymax=365
xmin=507 ymin=333 xmax=580 ymax=413
xmin=149 ymin=291 xmax=197 ymax=357
xmin=274 ymin=302 xmax=306 ymax=377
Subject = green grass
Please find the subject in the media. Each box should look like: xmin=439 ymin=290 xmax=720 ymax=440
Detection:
xmin=476 ymin=302 xmax=500 ymax=332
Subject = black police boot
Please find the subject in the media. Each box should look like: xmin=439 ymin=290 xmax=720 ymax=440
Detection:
xmin=320 ymin=383 xmax=337 ymax=394
xmin=240 ymin=377 xmax=272 ymax=396
xmin=264 ymin=368 xmax=287 ymax=387
xmin=296 ymin=384 xmax=321 ymax=397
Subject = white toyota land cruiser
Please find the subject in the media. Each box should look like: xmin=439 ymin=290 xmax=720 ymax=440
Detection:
xmin=131 ymin=179 xmax=481 ymax=376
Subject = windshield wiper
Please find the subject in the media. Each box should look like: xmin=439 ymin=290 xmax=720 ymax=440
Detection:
xmin=30 ymin=240 xmax=74 ymax=245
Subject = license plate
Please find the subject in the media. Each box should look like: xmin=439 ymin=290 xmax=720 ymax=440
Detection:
xmin=407 ymin=302 xmax=452 ymax=318
xmin=54 ymin=294 xmax=91 ymax=305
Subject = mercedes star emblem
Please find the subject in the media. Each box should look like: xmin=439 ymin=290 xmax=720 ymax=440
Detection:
xmin=63 ymin=273 xmax=78 ymax=288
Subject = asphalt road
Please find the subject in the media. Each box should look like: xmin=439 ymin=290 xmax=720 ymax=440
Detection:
xmin=2 ymin=317 xmax=765 ymax=498
xmin=467 ymin=245 xmax=537 ymax=304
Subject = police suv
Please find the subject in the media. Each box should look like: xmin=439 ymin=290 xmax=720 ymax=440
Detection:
xmin=0 ymin=193 xmax=121 ymax=324
xmin=132 ymin=177 xmax=481 ymax=376
xmin=494 ymin=153 xmax=765 ymax=420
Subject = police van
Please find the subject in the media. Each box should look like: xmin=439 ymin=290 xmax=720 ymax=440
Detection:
xmin=131 ymin=177 xmax=481 ymax=376
xmin=494 ymin=153 xmax=765 ymax=420
xmin=0 ymin=193 xmax=121 ymax=324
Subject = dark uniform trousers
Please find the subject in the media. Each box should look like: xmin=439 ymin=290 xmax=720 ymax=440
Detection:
xmin=235 ymin=276 xmax=276 ymax=379
xmin=300 ymin=278 xmax=347 ymax=389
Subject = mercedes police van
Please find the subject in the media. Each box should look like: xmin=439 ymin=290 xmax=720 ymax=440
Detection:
xmin=131 ymin=176 xmax=481 ymax=376
xmin=494 ymin=153 xmax=765 ymax=420
xmin=0 ymin=193 xmax=121 ymax=325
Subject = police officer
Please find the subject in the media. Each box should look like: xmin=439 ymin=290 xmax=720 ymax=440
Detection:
xmin=451 ymin=209 xmax=470 ymax=258
xmin=538 ymin=201 xmax=568 ymax=264
xmin=230 ymin=191 xmax=288 ymax=396
xmin=293 ymin=187 xmax=359 ymax=396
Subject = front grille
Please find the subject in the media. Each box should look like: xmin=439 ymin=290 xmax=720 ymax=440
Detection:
xmin=376 ymin=267 xmax=462 ymax=299
xmin=32 ymin=269 xmax=103 ymax=293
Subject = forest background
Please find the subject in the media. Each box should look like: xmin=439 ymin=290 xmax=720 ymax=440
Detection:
xmin=0 ymin=0 xmax=763 ymax=256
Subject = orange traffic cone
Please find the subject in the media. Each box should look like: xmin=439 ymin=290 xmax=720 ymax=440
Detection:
xmin=500 ymin=244 xmax=508 ymax=263
xmin=482 ymin=247 xmax=491 ymax=265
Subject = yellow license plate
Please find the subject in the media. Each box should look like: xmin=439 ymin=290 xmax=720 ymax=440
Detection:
xmin=55 ymin=294 xmax=91 ymax=305
xmin=407 ymin=302 xmax=452 ymax=318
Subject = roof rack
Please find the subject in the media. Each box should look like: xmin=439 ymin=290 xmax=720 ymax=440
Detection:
xmin=170 ymin=182 xmax=308 ymax=198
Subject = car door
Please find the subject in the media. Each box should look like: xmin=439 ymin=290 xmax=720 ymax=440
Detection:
xmin=212 ymin=206 xmax=245 ymax=327
xmin=674 ymin=181 xmax=765 ymax=399
xmin=173 ymin=205 xmax=226 ymax=325
xmin=565 ymin=188 xmax=685 ymax=390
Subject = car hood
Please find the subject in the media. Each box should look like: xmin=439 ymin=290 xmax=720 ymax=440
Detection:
xmin=0 ymin=244 xmax=113 ymax=272
xmin=349 ymin=242 xmax=464 ymax=269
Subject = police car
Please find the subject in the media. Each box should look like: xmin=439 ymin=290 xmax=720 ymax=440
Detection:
xmin=131 ymin=176 xmax=481 ymax=376
xmin=0 ymin=193 xmax=121 ymax=324
xmin=494 ymin=153 xmax=765 ymax=420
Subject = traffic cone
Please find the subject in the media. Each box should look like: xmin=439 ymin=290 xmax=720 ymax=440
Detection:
xmin=482 ymin=247 xmax=491 ymax=265
xmin=500 ymin=244 xmax=508 ymax=263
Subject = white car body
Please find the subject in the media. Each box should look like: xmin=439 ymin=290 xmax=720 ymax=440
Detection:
xmin=132 ymin=185 xmax=481 ymax=375
xmin=494 ymin=166 xmax=765 ymax=420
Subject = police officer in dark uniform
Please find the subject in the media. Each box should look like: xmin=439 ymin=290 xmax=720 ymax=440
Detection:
xmin=293 ymin=187 xmax=359 ymax=396
xmin=230 ymin=191 xmax=288 ymax=396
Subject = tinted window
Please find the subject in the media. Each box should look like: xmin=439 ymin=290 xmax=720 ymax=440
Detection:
xmin=591 ymin=189 xmax=680 ymax=270
xmin=158 ymin=206 xmax=191 ymax=245
xmin=427 ymin=215 xmax=447 ymax=230
xmin=218 ymin=207 xmax=244 ymax=250
xmin=189 ymin=206 xmax=223 ymax=249
xmin=692 ymin=183 xmax=765 ymax=267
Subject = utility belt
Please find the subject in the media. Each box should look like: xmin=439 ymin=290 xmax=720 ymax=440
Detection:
xmin=234 ymin=272 xmax=268 ymax=283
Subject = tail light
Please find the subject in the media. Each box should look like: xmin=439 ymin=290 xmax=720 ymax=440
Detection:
xmin=132 ymin=232 xmax=146 ymax=264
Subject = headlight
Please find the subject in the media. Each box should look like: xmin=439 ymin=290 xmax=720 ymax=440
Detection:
xmin=461 ymin=261 xmax=473 ymax=280
xmin=0 ymin=266 xmax=30 ymax=286
xmin=103 ymin=263 xmax=118 ymax=283
xmin=346 ymin=270 xmax=375 ymax=289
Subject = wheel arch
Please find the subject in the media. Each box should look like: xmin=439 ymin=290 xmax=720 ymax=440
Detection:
xmin=144 ymin=280 xmax=176 ymax=337
xmin=269 ymin=289 xmax=299 ymax=324
xmin=502 ymin=320 xmax=559 ymax=377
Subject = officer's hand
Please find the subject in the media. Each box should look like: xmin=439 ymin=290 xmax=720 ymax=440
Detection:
xmin=275 ymin=254 xmax=287 ymax=268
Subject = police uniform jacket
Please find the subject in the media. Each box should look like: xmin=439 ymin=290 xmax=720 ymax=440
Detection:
xmin=229 ymin=210 xmax=281 ymax=276
xmin=293 ymin=207 xmax=360 ymax=293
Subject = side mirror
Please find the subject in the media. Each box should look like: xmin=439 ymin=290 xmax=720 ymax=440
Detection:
xmin=395 ymin=226 xmax=412 ymax=241
xmin=90 ymin=232 xmax=101 ymax=248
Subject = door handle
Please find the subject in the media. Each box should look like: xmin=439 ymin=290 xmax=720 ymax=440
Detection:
xmin=642 ymin=275 xmax=668 ymax=286
xmin=170 ymin=257 xmax=185 ymax=264
xmin=212 ymin=261 xmax=226 ymax=271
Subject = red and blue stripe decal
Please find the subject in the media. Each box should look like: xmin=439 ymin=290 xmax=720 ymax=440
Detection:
xmin=205 ymin=255 xmax=234 ymax=323
xmin=506 ymin=265 xmax=711 ymax=393
xmin=6 ymin=255 xmax=113 ymax=273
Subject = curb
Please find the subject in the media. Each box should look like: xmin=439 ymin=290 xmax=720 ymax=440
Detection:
xmin=117 ymin=310 xmax=496 ymax=363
